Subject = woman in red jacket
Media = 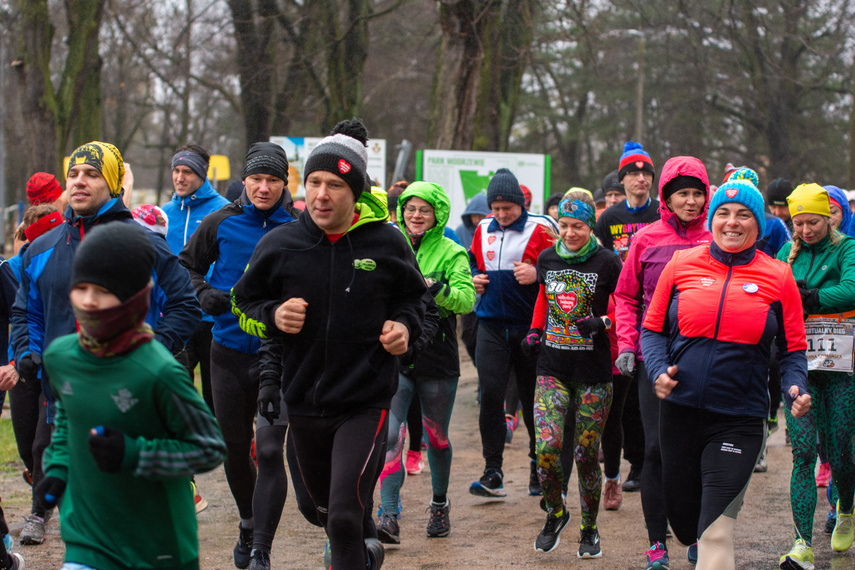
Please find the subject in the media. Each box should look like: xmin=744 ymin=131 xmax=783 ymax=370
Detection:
xmin=641 ymin=180 xmax=811 ymax=570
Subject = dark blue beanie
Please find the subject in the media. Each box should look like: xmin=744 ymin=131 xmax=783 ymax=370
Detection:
xmin=486 ymin=168 xmax=525 ymax=208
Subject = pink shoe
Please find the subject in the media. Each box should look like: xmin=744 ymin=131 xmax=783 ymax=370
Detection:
xmin=406 ymin=450 xmax=424 ymax=475
xmin=817 ymin=462 xmax=832 ymax=487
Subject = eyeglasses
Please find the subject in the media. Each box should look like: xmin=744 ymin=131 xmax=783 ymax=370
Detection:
xmin=403 ymin=205 xmax=434 ymax=215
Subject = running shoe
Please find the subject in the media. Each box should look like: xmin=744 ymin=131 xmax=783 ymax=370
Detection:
xmin=826 ymin=508 xmax=837 ymax=534
xmin=323 ymin=535 xmax=331 ymax=569
xmin=405 ymin=450 xmax=424 ymax=475
xmin=365 ymin=538 xmax=385 ymax=570
xmin=534 ymin=509 xmax=570 ymax=553
xmin=469 ymin=468 xmax=506 ymax=498
xmin=768 ymin=415 xmax=779 ymax=434
xmin=816 ymin=462 xmax=831 ymax=487
xmin=376 ymin=496 xmax=403 ymax=520
xmin=529 ymin=460 xmax=542 ymax=496
xmin=687 ymin=542 xmax=698 ymax=564
xmin=4 ymin=533 xmax=12 ymax=553
xmin=644 ymin=542 xmax=669 ymax=570
xmin=377 ymin=514 xmax=400 ymax=544
xmin=191 ymin=480 xmax=208 ymax=514
xmin=622 ymin=466 xmax=642 ymax=493
xmin=6 ymin=553 xmax=23 ymax=570
xmin=248 ymin=549 xmax=270 ymax=570
xmin=426 ymin=500 xmax=450 ymax=538
xmin=602 ymin=477 xmax=622 ymax=510
xmin=234 ymin=523 xmax=253 ymax=569
xmin=779 ymin=539 xmax=814 ymax=570
xmin=577 ymin=526 xmax=602 ymax=559
xmin=832 ymin=500 xmax=855 ymax=552
xmin=754 ymin=448 xmax=768 ymax=473
xmin=19 ymin=514 xmax=44 ymax=545
xmin=505 ymin=413 xmax=518 ymax=445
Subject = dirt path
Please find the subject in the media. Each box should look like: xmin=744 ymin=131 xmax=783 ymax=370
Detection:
xmin=3 ymin=356 xmax=850 ymax=568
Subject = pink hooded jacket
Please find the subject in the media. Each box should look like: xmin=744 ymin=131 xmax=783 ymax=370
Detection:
xmin=614 ymin=156 xmax=713 ymax=358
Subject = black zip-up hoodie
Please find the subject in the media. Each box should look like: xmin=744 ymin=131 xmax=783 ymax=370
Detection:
xmin=232 ymin=195 xmax=426 ymax=416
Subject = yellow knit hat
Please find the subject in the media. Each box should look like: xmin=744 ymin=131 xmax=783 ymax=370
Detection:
xmin=68 ymin=141 xmax=125 ymax=197
xmin=564 ymin=187 xmax=593 ymax=200
xmin=787 ymin=183 xmax=831 ymax=219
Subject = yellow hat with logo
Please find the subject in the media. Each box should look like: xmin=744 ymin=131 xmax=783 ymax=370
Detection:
xmin=787 ymin=183 xmax=831 ymax=219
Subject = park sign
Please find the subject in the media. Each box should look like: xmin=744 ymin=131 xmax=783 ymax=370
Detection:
xmin=415 ymin=149 xmax=550 ymax=229
xmin=269 ymin=136 xmax=387 ymax=198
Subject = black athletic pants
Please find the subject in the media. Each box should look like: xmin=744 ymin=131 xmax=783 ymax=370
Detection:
xmin=289 ymin=407 xmax=388 ymax=570
xmin=476 ymin=322 xmax=536 ymax=471
xmin=638 ymin=362 xmax=668 ymax=545
xmin=660 ymin=400 xmax=763 ymax=563
xmin=177 ymin=321 xmax=215 ymax=413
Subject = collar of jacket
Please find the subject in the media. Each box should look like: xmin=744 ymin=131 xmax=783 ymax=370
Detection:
xmin=487 ymin=208 xmax=529 ymax=233
xmin=710 ymin=240 xmax=756 ymax=267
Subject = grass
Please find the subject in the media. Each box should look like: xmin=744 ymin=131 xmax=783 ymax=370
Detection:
xmin=0 ymin=416 xmax=22 ymax=475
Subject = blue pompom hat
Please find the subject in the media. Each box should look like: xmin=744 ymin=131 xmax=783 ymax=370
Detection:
xmin=618 ymin=141 xmax=655 ymax=181
xmin=707 ymin=180 xmax=766 ymax=236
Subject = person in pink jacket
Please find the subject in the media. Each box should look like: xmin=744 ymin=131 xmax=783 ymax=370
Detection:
xmin=613 ymin=156 xmax=713 ymax=569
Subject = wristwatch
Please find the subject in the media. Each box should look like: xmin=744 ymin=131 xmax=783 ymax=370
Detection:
xmin=602 ymin=316 xmax=613 ymax=330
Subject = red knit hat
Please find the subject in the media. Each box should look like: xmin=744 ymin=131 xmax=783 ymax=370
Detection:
xmin=26 ymin=173 xmax=63 ymax=206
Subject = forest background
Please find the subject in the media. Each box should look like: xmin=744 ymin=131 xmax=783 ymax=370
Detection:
xmin=2 ymin=0 xmax=854 ymax=209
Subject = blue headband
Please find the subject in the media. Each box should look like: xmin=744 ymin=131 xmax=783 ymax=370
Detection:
xmin=172 ymin=151 xmax=208 ymax=181
xmin=558 ymin=198 xmax=596 ymax=229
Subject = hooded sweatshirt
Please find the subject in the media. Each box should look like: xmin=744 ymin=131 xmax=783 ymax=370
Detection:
xmin=397 ymin=183 xmax=475 ymax=379
xmin=825 ymin=185 xmax=855 ymax=239
xmin=232 ymin=191 xmax=427 ymax=416
xmin=614 ymin=156 xmax=713 ymax=358
xmin=455 ymin=193 xmax=491 ymax=250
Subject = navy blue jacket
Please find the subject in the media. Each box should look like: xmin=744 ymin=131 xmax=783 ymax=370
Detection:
xmin=179 ymin=192 xmax=297 ymax=353
xmin=11 ymin=197 xmax=201 ymax=414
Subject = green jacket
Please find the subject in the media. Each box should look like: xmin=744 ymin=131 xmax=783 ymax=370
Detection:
xmin=397 ymin=182 xmax=475 ymax=378
xmin=43 ymin=335 xmax=226 ymax=570
xmin=777 ymin=231 xmax=855 ymax=314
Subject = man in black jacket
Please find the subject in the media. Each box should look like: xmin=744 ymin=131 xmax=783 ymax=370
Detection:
xmin=232 ymin=120 xmax=425 ymax=570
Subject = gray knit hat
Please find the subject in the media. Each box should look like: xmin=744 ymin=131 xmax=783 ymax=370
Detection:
xmin=303 ymin=119 xmax=369 ymax=199
xmin=486 ymin=168 xmax=525 ymax=207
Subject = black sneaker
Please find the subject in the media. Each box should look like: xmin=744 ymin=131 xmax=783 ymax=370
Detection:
xmin=365 ymin=537 xmax=385 ymax=570
xmin=234 ymin=523 xmax=253 ymax=569
xmin=426 ymin=500 xmax=450 ymax=538
xmin=622 ymin=466 xmax=642 ymax=492
xmin=578 ymin=526 xmax=602 ymax=558
xmin=377 ymin=514 xmax=400 ymax=544
xmin=534 ymin=509 xmax=570 ymax=553
xmin=248 ymin=549 xmax=271 ymax=570
xmin=469 ymin=468 xmax=506 ymax=497
xmin=529 ymin=460 xmax=542 ymax=496
xmin=827 ymin=510 xmax=838 ymax=534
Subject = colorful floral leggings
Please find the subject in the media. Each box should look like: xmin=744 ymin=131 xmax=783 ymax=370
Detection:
xmin=535 ymin=375 xmax=612 ymax=528
xmin=786 ymin=369 xmax=855 ymax=544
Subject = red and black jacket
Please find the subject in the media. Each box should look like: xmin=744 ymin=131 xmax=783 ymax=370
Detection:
xmin=641 ymin=242 xmax=807 ymax=418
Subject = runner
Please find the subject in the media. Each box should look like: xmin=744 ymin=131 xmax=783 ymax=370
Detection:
xmin=377 ymin=181 xmax=475 ymax=544
xmin=642 ymin=179 xmax=810 ymax=570
xmin=525 ymin=191 xmax=621 ymax=558
xmin=613 ymin=156 xmax=713 ymax=568
xmin=777 ymin=183 xmax=855 ymax=569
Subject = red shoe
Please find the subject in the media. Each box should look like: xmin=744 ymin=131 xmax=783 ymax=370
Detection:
xmin=817 ymin=462 xmax=832 ymax=487
xmin=405 ymin=450 xmax=424 ymax=475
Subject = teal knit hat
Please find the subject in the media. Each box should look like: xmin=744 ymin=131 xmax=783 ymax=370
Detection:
xmin=708 ymin=180 xmax=766 ymax=235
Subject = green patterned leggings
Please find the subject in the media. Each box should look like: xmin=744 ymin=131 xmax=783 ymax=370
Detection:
xmin=534 ymin=375 xmax=612 ymax=528
xmin=786 ymin=369 xmax=855 ymax=544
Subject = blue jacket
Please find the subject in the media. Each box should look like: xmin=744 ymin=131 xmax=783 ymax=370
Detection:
xmin=10 ymin=197 xmax=202 ymax=414
xmin=162 ymin=180 xmax=229 ymax=323
xmin=179 ymin=192 xmax=296 ymax=353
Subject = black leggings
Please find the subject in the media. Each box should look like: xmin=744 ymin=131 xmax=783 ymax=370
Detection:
xmin=176 ymin=321 xmax=215 ymax=413
xmin=210 ymin=341 xmax=259 ymax=520
xmin=252 ymin=424 xmax=288 ymax=552
xmin=602 ymin=373 xmax=628 ymax=478
xmin=289 ymin=408 xmax=388 ymax=570
xmin=638 ymin=362 xmax=668 ymax=545
xmin=660 ymin=401 xmax=763 ymax=564
xmin=475 ymin=323 xmax=536 ymax=471
xmin=10 ymin=384 xmax=51 ymax=518
xmin=407 ymin=394 xmax=423 ymax=453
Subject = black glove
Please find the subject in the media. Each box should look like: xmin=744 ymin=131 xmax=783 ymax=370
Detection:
xmin=36 ymin=476 xmax=66 ymax=508
xmin=88 ymin=426 xmax=126 ymax=473
xmin=794 ymin=280 xmax=820 ymax=312
xmin=257 ymin=380 xmax=281 ymax=424
xmin=16 ymin=352 xmax=42 ymax=384
xmin=521 ymin=328 xmax=542 ymax=358
xmin=575 ymin=316 xmax=606 ymax=338
xmin=198 ymin=288 xmax=232 ymax=316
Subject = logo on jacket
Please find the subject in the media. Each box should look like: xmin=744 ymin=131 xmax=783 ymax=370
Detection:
xmin=111 ymin=388 xmax=139 ymax=413
xmin=488 ymin=235 xmax=497 ymax=245
xmin=354 ymin=259 xmax=376 ymax=271
xmin=700 ymin=277 xmax=715 ymax=287
xmin=61 ymin=381 xmax=74 ymax=396
xmin=743 ymin=283 xmax=759 ymax=294
xmin=555 ymin=291 xmax=578 ymax=313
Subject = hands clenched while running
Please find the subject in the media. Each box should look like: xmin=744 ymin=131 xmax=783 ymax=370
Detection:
xmin=275 ymin=298 xmax=308 ymax=334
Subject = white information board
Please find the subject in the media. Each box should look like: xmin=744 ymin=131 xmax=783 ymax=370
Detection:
xmin=418 ymin=150 xmax=549 ymax=228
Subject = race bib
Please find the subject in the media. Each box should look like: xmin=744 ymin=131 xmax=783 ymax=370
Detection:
xmin=804 ymin=312 xmax=855 ymax=373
